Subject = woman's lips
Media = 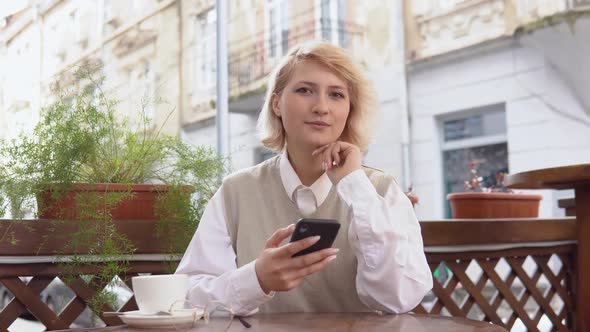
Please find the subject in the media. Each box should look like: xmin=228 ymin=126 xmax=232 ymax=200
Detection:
xmin=305 ymin=121 xmax=330 ymax=129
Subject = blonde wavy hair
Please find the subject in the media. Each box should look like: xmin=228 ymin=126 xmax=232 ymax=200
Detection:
xmin=257 ymin=41 xmax=378 ymax=153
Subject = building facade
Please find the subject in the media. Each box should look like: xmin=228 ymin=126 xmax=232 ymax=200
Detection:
xmin=0 ymin=0 xmax=184 ymax=139
xmin=0 ymin=0 xmax=405 ymax=169
xmin=1 ymin=0 xmax=590 ymax=221
xmin=405 ymin=0 xmax=590 ymax=219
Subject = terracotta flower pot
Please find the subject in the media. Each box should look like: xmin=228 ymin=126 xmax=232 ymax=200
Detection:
xmin=0 ymin=219 xmax=175 ymax=255
xmin=447 ymin=192 xmax=543 ymax=219
xmin=37 ymin=183 xmax=191 ymax=220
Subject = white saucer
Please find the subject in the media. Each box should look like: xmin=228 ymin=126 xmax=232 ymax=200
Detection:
xmin=119 ymin=309 xmax=203 ymax=329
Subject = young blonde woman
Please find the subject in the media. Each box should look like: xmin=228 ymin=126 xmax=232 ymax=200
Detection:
xmin=176 ymin=42 xmax=432 ymax=315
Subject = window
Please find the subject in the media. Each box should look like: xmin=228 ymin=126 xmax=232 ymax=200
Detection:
xmin=141 ymin=63 xmax=155 ymax=121
xmin=281 ymin=1 xmax=289 ymax=54
xmin=320 ymin=0 xmax=331 ymax=41
xmin=86 ymin=83 xmax=101 ymax=108
xmin=50 ymin=21 xmax=66 ymax=61
xmin=440 ymin=105 xmax=508 ymax=217
xmin=70 ymin=9 xmax=78 ymax=28
xmin=70 ymin=9 xmax=81 ymax=42
xmin=337 ymin=0 xmax=346 ymax=47
xmin=266 ymin=0 xmax=289 ymax=59
xmin=316 ymin=0 xmax=346 ymax=46
xmin=104 ymin=0 xmax=111 ymax=18
xmin=195 ymin=8 xmax=217 ymax=92
xmin=130 ymin=62 xmax=155 ymax=121
xmin=443 ymin=111 xmax=506 ymax=141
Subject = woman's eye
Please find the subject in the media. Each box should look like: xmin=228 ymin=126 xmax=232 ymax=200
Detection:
xmin=331 ymin=92 xmax=345 ymax=99
xmin=296 ymin=87 xmax=312 ymax=94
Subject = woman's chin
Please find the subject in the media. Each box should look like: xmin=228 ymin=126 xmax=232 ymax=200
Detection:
xmin=290 ymin=134 xmax=337 ymax=150
xmin=307 ymin=138 xmax=334 ymax=148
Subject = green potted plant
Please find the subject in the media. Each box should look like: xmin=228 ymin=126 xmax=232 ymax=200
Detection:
xmin=447 ymin=161 xmax=542 ymax=219
xmin=0 ymin=65 xmax=227 ymax=315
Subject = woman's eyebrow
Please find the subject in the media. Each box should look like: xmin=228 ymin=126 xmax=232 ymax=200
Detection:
xmin=297 ymin=80 xmax=346 ymax=90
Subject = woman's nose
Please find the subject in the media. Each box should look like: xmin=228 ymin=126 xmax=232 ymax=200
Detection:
xmin=312 ymin=95 xmax=330 ymax=114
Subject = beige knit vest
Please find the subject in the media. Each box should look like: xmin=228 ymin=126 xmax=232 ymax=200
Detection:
xmin=222 ymin=156 xmax=393 ymax=313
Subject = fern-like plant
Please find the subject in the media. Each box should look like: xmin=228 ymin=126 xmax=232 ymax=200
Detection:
xmin=0 ymin=64 xmax=227 ymax=317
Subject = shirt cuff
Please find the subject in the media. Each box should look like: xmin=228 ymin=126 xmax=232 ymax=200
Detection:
xmin=337 ymin=169 xmax=411 ymax=269
xmin=228 ymin=260 xmax=274 ymax=313
xmin=336 ymin=169 xmax=380 ymax=207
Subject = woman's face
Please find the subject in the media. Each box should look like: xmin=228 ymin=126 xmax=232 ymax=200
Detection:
xmin=273 ymin=60 xmax=350 ymax=152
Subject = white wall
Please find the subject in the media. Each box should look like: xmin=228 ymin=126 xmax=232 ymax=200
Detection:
xmin=364 ymin=66 xmax=404 ymax=181
xmin=364 ymin=99 xmax=403 ymax=178
xmin=409 ymin=40 xmax=590 ymax=220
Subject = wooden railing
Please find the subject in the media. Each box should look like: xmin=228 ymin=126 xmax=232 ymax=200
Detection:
xmin=0 ymin=219 xmax=177 ymax=331
xmin=0 ymin=261 xmax=172 ymax=330
xmin=0 ymin=218 xmax=578 ymax=331
xmin=417 ymin=218 xmax=577 ymax=332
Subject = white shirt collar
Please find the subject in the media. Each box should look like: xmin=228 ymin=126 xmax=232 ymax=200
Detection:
xmin=279 ymin=153 xmax=332 ymax=206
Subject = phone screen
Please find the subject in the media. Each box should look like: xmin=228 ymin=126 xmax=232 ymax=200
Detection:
xmin=289 ymin=218 xmax=340 ymax=257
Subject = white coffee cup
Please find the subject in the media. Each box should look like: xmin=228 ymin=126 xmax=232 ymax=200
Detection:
xmin=132 ymin=274 xmax=188 ymax=314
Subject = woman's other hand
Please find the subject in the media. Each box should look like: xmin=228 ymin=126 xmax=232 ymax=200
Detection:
xmin=255 ymin=224 xmax=338 ymax=294
xmin=312 ymin=141 xmax=362 ymax=185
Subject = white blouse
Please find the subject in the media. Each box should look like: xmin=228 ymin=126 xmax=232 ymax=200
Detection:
xmin=176 ymin=154 xmax=433 ymax=315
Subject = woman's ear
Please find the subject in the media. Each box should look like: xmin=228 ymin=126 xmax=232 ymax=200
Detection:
xmin=271 ymin=93 xmax=281 ymax=118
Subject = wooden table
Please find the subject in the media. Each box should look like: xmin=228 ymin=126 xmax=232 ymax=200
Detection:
xmin=56 ymin=313 xmax=507 ymax=331
xmin=504 ymin=163 xmax=590 ymax=332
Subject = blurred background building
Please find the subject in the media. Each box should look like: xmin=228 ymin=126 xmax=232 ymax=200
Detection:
xmin=1 ymin=0 xmax=589 ymax=220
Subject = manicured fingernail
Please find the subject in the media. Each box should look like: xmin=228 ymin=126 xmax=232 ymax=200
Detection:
xmin=328 ymin=255 xmax=337 ymax=262
xmin=310 ymin=235 xmax=321 ymax=242
xmin=330 ymin=248 xmax=339 ymax=254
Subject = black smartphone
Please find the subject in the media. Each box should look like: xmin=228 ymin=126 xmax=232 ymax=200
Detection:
xmin=289 ymin=218 xmax=341 ymax=257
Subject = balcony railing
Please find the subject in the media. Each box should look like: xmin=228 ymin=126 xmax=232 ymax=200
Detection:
xmin=227 ymin=18 xmax=364 ymax=96
xmin=0 ymin=216 xmax=580 ymax=331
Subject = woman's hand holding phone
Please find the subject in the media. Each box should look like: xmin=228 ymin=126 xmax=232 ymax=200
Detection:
xmin=255 ymin=224 xmax=339 ymax=294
